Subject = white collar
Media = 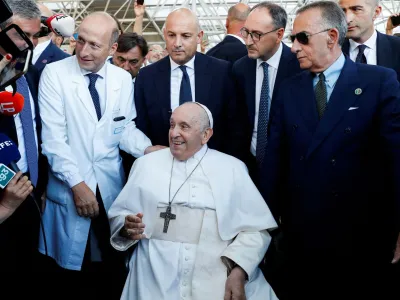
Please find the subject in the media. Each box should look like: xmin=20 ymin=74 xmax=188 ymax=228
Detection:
xmin=80 ymin=61 xmax=107 ymax=79
xmin=227 ymin=34 xmax=245 ymax=45
xmin=173 ymin=144 xmax=208 ymax=163
xmin=34 ymin=40 xmax=52 ymax=56
xmin=169 ymin=55 xmax=196 ymax=71
xmin=257 ymin=42 xmax=283 ymax=70
xmin=349 ymin=30 xmax=377 ymax=52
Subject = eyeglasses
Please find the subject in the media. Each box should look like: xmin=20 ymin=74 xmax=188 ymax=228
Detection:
xmin=289 ymin=28 xmax=331 ymax=45
xmin=33 ymin=26 xmax=51 ymax=38
xmin=240 ymin=27 xmax=279 ymax=42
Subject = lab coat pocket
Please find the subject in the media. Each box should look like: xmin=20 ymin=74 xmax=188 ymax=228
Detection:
xmin=107 ymin=120 xmax=125 ymax=146
xmin=46 ymin=174 xmax=71 ymax=206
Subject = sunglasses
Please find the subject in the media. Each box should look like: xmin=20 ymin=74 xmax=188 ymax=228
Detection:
xmin=289 ymin=28 xmax=331 ymax=45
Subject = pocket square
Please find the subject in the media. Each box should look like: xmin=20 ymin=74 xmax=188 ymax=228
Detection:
xmin=348 ymin=107 xmax=359 ymax=111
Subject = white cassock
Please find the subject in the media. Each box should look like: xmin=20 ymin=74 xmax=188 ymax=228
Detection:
xmin=108 ymin=145 xmax=278 ymax=300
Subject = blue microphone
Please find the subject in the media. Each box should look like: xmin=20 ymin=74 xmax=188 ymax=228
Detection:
xmin=0 ymin=133 xmax=21 ymax=172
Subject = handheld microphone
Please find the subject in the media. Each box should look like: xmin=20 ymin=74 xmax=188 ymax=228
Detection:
xmin=0 ymin=133 xmax=21 ymax=174
xmin=0 ymin=91 xmax=24 ymax=116
xmin=41 ymin=14 xmax=75 ymax=37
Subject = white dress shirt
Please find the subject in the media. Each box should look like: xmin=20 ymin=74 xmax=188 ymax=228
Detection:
xmin=227 ymin=34 xmax=245 ymax=45
xmin=251 ymin=43 xmax=283 ymax=156
xmin=81 ymin=63 xmax=107 ymax=115
xmin=170 ymin=56 xmax=195 ymax=111
xmin=32 ymin=40 xmax=51 ymax=65
xmin=6 ymin=78 xmax=38 ymax=173
xmin=349 ymin=30 xmax=377 ymax=65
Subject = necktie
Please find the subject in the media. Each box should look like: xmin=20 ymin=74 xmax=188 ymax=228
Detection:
xmin=87 ymin=73 xmax=102 ymax=120
xmin=315 ymin=73 xmax=327 ymax=119
xmin=179 ymin=65 xmax=192 ymax=105
xmin=256 ymin=62 xmax=270 ymax=166
xmin=355 ymin=44 xmax=367 ymax=64
xmin=17 ymin=76 xmax=38 ymax=186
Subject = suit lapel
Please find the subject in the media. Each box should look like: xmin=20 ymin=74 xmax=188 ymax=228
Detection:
xmin=155 ymin=56 xmax=172 ymax=124
xmin=36 ymin=42 xmax=54 ymax=70
xmin=306 ymin=59 xmax=360 ymax=158
xmin=342 ymin=39 xmax=350 ymax=56
xmin=194 ymin=53 xmax=213 ymax=108
xmin=244 ymin=57 xmax=257 ymax=128
xmin=295 ymin=72 xmax=319 ymax=134
xmin=376 ymin=31 xmax=392 ymax=69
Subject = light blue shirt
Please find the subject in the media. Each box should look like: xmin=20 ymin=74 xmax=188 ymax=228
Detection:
xmin=313 ymin=53 xmax=345 ymax=102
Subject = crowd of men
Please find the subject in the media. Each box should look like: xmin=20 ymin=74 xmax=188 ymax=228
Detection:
xmin=0 ymin=0 xmax=400 ymax=299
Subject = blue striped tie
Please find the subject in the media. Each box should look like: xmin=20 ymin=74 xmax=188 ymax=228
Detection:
xmin=17 ymin=76 xmax=38 ymax=186
xmin=179 ymin=65 xmax=192 ymax=105
xmin=256 ymin=62 xmax=270 ymax=166
xmin=87 ymin=73 xmax=102 ymax=120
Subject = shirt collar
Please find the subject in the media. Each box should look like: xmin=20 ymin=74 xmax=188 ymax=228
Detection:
xmin=226 ymin=34 xmax=245 ymax=45
xmin=256 ymin=42 xmax=283 ymax=70
xmin=34 ymin=40 xmax=52 ymax=56
xmin=81 ymin=61 xmax=107 ymax=79
xmin=317 ymin=53 xmax=345 ymax=89
xmin=349 ymin=30 xmax=377 ymax=52
xmin=170 ymin=55 xmax=196 ymax=71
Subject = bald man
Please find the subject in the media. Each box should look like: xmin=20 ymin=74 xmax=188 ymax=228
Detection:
xmin=207 ymin=3 xmax=250 ymax=63
xmin=33 ymin=4 xmax=69 ymax=76
xmin=135 ymin=8 xmax=247 ymax=161
xmin=109 ymin=102 xmax=278 ymax=300
xmin=38 ymin=12 xmax=160 ymax=299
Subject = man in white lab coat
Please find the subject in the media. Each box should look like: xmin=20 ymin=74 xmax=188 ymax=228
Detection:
xmin=38 ymin=12 xmax=162 ymax=299
xmin=108 ymin=102 xmax=279 ymax=300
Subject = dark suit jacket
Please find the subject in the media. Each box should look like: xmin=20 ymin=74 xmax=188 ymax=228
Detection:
xmin=34 ymin=41 xmax=69 ymax=77
xmin=342 ymin=31 xmax=400 ymax=81
xmin=232 ymin=43 xmax=301 ymax=181
xmin=206 ymin=35 xmax=247 ymax=63
xmin=260 ymin=57 xmax=400 ymax=263
xmin=0 ymin=66 xmax=47 ymax=270
xmin=134 ymin=52 xmax=246 ymax=160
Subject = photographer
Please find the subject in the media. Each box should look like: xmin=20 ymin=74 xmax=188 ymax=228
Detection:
xmin=0 ymin=171 xmax=33 ymax=224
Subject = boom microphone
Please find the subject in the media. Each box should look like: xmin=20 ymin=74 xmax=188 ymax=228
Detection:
xmin=41 ymin=14 xmax=75 ymax=37
xmin=0 ymin=91 xmax=24 ymax=116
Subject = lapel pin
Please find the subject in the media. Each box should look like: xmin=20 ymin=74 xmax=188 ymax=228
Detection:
xmin=42 ymin=59 xmax=48 ymax=64
xmin=355 ymin=88 xmax=362 ymax=95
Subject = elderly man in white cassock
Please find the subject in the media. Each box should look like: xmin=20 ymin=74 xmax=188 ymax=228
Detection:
xmin=108 ymin=102 xmax=278 ymax=300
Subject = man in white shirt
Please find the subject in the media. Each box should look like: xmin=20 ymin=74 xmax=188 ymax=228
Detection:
xmin=109 ymin=102 xmax=278 ymax=300
xmin=206 ymin=3 xmax=250 ymax=63
xmin=38 ymin=12 xmax=162 ymax=299
xmin=340 ymin=0 xmax=400 ymax=80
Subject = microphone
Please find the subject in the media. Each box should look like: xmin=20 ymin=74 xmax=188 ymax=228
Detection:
xmin=0 ymin=91 xmax=24 ymax=116
xmin=41 ymin=14 xmax=75 ymax=37
xmin=0 ymin=133 xmax=21 ymax=174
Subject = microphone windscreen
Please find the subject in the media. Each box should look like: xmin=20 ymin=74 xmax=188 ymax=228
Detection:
xmin=46 ymin=14 xmax=75 ymax=37
xmin=0 ymin=134 xmax=21 ymax=166
xmin=0 ymin=91 xmax=24 ymax=116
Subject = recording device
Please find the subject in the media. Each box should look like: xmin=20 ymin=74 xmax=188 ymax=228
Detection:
xmin=40 ymin=14 xmax=75 ymax=37
xmin=0 ymin=0 xmax=33 ymax=90
xmin=0 ymin=90 xmax=24 ymax=115
xmin=391 ymin=15 xmax=400 ymax=27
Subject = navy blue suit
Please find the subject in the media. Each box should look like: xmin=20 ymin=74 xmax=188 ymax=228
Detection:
xmin=342 ymin=31 xmax=400 ymax=81
xmin=206 ymin=35 xmax=247 ymax=64
xmin=0 ymin=66 xmax=47 ymax=272
xmin=34 ymin=41 xmax=69 ymax=77
xmin=134 ymin=52 xmax=246 ymax=160
xmin=260 ymin=57 xmax=400 ymax=298
xmin=232 ymin=43 xmax=301 ymax=183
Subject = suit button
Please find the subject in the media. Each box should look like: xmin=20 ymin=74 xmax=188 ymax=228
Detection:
xmin=295 ymin=184 xmax=300 ymax=189
xmin=345 ymin=127 xmax=351 ymax=134
xmin=331 ymin=158 xmax=336 ymax=165
xmin=331 ymin=190 xmax=338 ymax=197
xmin=300 ymin=156 xmax=304 ymax=161
xmin=292 ymin=124 xmax=298 ymax=131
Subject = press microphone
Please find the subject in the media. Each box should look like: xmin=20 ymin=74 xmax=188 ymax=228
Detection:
xmin=0 ymin=133 xmax=21 ymax=174
xmin=0 ymin=91 xmax=24 ymax=116
xmin=41 ymin=14 xmax=75 ymax=37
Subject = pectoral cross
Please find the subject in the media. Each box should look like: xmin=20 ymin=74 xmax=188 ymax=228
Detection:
xmin=160 ymin=205 xmax=176 ymax=233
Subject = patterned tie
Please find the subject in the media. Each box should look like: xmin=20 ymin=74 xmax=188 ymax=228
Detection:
xmin=315 ymin=73 xmax=327 ymax=119
xmin=355 ymin=44 xmax=367 ymax=64
xmin=256 ymin=62 xmax=270 ymax=166
xmin=17 ymin=76 xmax=38 ymax=186
xmin=87 ymin=73 xmax=102 ymax=120
xmin=179 ymin=65 xmax=192 ymax=105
